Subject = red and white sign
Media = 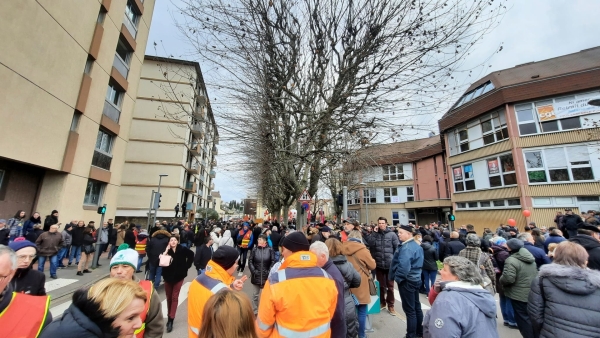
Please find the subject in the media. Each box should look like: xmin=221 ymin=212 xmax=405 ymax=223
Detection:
xmin=298 ymin=189 xmax=312 ymax=201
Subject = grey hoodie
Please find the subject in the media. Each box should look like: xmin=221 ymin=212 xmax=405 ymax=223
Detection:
xmin=423 ymin=282 xmax=499 ymax=338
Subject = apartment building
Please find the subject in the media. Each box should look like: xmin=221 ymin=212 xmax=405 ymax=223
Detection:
xmin=0 ymin=0 xmax=155 ymax=220
xmin=438 ymin=46 xmax=600 ymax=232
xmin=116 ymin=56 xmax=218 ymax=222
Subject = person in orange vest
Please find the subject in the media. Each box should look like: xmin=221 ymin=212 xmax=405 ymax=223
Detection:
xmin=0 ymin=244 xmax=52 ymax=337
xmin=110 ymin=243 xmax=164 ymax=337
xmin=236 ymin=222 xmax=254 ymax=276
xmin=256 ymin=232 xmax=338 ymax=338
xmin=187 ymin=245 xmax=247 ymax=338
xmin=135 ymin=229 xmax=149 ymax=273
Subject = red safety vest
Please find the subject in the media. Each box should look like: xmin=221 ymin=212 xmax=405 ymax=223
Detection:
xmin=240 ymin=230 xmax=251 ymax=248
xmin=0 ymin=292 xmax=50 ymax=338
xmin=135 ymin=238 xmax=148 ymax=255
xmin=134 ymin=280 xmax=153 ymax=338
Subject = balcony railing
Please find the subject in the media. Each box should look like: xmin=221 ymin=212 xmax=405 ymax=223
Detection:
xmin=209 ymin=170 xmax=216 ymax=178
xmin=199 ymin=174 xmax=205 ymax=183
xmin=212 ymin=145 xmax=218 ymax=155
xmin=113 ymin=54 xmax=129 ymax=79
xmin=103 ymin=100 xmax=121 ymax=123
xmin=211 ymin=159 xmax=217 ymax=167
xmin=190 ymin=142 xmax=200 ymax=155
xmin=123 ymin=15 xmax=138 ymax=38
xmin=92 ymin=150 xmax=112 ymax=170
xmin=191 ymin=123 xmax=204 ymax=137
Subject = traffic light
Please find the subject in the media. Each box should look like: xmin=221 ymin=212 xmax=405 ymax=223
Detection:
xmin=153 ymin=192 xmax=162 ymax=210
xmin=449 ymin=214 xmax=456 ymax=222
xmin=97 ymin=205 xmax=106 ymax=214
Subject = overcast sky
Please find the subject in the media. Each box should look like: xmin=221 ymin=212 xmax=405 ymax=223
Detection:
xmin=146 ymin=0 xmax=600 ymax=202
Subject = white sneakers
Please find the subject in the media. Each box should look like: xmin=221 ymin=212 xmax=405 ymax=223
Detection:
xmin=238 ymin=271 xmax=243 ymax=277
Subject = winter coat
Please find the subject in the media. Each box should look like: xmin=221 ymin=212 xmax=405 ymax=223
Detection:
xmin=161 ymin=245 xmax=194 ymax=283
xmin=116 ymin=228 xmax=125 ymax=246
xmin=210 ymin=231 xmax=221 ymax=252
xmin=343 ymin=239 xmax=376 ymax=304
xmin=270 ymin=231 xmax=282 ymax=251
xmin=194 ymin=244 xmax=213 ymax=271
xmin=25 ymin=228 xmax=44 ymax=244
xmin=559 ymin=214 xmax=584 ymax=232
xmin=458 ymin=246 xmax=496 ymax=292
xmin=499 ymin=248 xmax=536 ymax=302
xmin=218 ymin=230 xmax=234 ymax=247
xmin=390 ymin=238 xmax=424 ymax=284
xmin=7 ymin=217 xmax=25 ymax=238
xmin=569 ymin=234 xmax=600 ymax=271
xmin=146 ymin=230 xmax=171 ymax=265
xmin=43 ymin=215 xmax=58 ymax=232
xmin=366 ymin=228 xmax=399 ymax=270
xmin=523 ymin=242 xmax=551 ymax=269
xmin=323 ymin=258 xmax=347 ymax=338
xmin=61 ymin=229 xmax=72 ymax=247
xmin=0 ymin=228 xmax=8 ymax=246
xmin=423 ymin=281 xmax=499 ymax=338
xmin=332 ymin=255 xmax=361 ymax=338
xmin=528 ymin=263 xmax=600 ymax=338
xmin=107 ymin=225 xmax=117 ymax=245
xmin=24 ymin=217 xmax=41 ymax=236
xmin=11 ymin=267 xmax=46 ymax=295
xmin=97 ymin=227 xmax=109 ymax=245
xmin=421 ymin=241 xmax=439 ymax=271
xmin=35 ymin=231 xmax=64 ymax=256
xmin=491 ymin=244 xmax=510 ymax=294
xmin=544 ymin=234 xmax=566 ymax=253
xmin=124 ymin=229 xmax=137 ymax=250
xmin=71 ymin=226 xmax=85 ymax=246
xmin=445 ymin=238 xmax=466 ymax=257
xmin=249 ymin=245 xmax=275 ymax=287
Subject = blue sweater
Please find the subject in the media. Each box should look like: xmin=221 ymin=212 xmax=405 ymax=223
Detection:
xmin=544 ymin=234 xmax=566 ymax=253
xmin=523 ymin=242 xmax=551 ymax=269
xmin=390 ymin=238 xmax=424 ymax=284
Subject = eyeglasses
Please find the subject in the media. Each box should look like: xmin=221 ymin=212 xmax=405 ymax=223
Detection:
xmin=17 ymin=254 xmax=36 ymax=261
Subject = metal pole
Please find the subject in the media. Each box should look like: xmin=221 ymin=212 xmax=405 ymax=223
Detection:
xmin=366 ymin=187 xmax=369 ymax=225
xmin=147 ymin=189 xmax=155 ymax=229
xmin=152 ymin=176 xmax=164 ymax=226
xmin=342 ymin=186 xmax=348 ymax=220
xmin=91 ymin=204 xmax=106 ymax=269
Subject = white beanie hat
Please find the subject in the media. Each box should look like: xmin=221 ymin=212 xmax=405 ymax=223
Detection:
xmin=110 ymin=244 xmax=138 ymax=270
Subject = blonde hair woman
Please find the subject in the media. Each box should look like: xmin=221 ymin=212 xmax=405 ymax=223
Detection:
xmin=40 ymin=278 xmax=147 ymax=338
xmin=198 ymin=289 xmax=258 ymax=338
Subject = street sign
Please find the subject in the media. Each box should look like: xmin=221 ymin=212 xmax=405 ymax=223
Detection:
xmin=298 ymin=189 xmax=311 ymax=201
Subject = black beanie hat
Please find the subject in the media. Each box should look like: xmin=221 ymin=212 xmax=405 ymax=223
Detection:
xmin=212 ymin=246 xmax=239 ymax=270
xmin=281 ymin=232 xmax=310 ymax=253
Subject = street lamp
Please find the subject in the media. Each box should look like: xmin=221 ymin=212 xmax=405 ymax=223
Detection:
xmin=152 ymin=174 xmax=168 ymax=226
xmin=589 ymin=99 xmax=600 ymax=107
xmin=359 ymin=182 xmax=369 ymax=225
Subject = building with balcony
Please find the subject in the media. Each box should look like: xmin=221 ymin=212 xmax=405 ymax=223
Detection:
xmin=116 ymin=56 xmax=218 ymax=222
xmin=0 ymin=0 xmax=155 ymax=220
xmin=438 ymin=46 xmax=600 ymax=232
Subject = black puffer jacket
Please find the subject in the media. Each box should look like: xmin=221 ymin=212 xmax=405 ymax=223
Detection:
xmin=146 ymin=230 xmax=171 ymax=265
xmin=528 ymin=263 xmax=600 ymax=338
xmin=162 ymin=245 xmax=194 ymax=283
xmin=445 ymin=238 xmax=466 ymax=257
xmin=332 ymin=254 xmax=361 ymax=338
xmin=366 ymin=228 xmax=399 ymax=269
xmin=569 ymin=235 xmax=600 ymax=271
xmin=11 ymin=267 xmax=46 ymax=295
xmin=249 ymin=245 xmax=275 ymax=287
xmin=421 ymin=241 xmax=439 ymax=271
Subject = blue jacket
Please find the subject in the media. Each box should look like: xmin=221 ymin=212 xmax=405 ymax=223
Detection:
xmin=523 ymin=242 xmax=551 ymax=269
xmin=323 ymin=259 xmax=347 ymax=338
xmin=544 ymin=234 xmax=566 ymax=253
xmin=390 ymin=238 xmax=424 ymax=284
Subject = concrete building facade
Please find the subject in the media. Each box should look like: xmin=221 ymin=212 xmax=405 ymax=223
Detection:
xmin=116 ymin=56 xmax=218 ymax=223
xmin=439 ymin=47 xmax=600 ymax=232
xmin=0 ymin=0 xmax=155 ymax=221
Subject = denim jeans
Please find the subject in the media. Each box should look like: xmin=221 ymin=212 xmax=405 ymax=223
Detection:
xmin=356 ymin=304 xmax=367 ymax=338
xmin=57 ymin=246 xmax=69 ymax=267
xmin=38 ymin=255 xmax=58 ymax=276
xmin=137 ymin=256 xmax=144 ymax=271
xmin=274 ymin=251 xmax=281 ymax=262
xmin=397 ymin=280 xmax=423 ymax=338
xmin=108 ymin=244 xmax=118 ymax=258
xmin=422 ymin=269 xmax=437 ymax=294
xmin=148 ymin=263 xmax=163 ymax=288
xmin=180 ymin=243 xmax=188 ymax=248
xmin=69 ymin=245 xmax=82 ymax=264
xmin=499 ymin=293 xmax=516 ymax=325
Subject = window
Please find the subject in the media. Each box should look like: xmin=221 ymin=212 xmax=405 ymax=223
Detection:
xmin=481 ymin=112 xmax=508 ymax=145
xmin=70 ymin=113 xmax=81 ymax=131
xmin=450 ymin=109 xmax=508 ymax=155
xmin=106 ymin=84 xmax=123 ymax=108
xmin=480 ymin=201 xmax=491 ymax=207
xmin=458 ymin=199 xmax=520 ymax=209
xmin=347 ymin=190 xmax=360 ymax=205
xmin=113 ymin=38 xmax=133 ymax=79
xmin=407 ymin=187 xmax=414 ymax=201
xmin=408 ymin=210 xmax=416 ymax=224
xmin=84 ymin=179 xmax=105 ymax=205
xmin=383 ymin=188 xmax=398 ymax=203
xmin=383 ymin=164 xmax=404 ymax=181
xmin=92 ymin=129 xmax=114 ymax=170
xmin=456 ymin=202 xmax=466 ymax=209
xmin=487 ymin=154 xmax=517 ymax=187
xmin=0 ymin=169 xmax=4 ymax=191
xmin=468 ymin=202 xmax=478 ymax=208
xmin=123 ymin=0 xmax=140 ymax=37
xmin=84 ymin=57 xmax=94 ymax=75
xmin=452 ymin=81 xmax=495 ymax=109
xmin=453 ymin=164 xmax=475 ymax=192
xmin=97 ymin=11 xmax=106 ymax=24
xmin=362 ymin=188 xmax=376 ymax=204
xmin=524 ymin=145 xmax=594 ymax=184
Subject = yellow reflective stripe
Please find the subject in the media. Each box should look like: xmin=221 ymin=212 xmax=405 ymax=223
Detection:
xmin=256 ymin=317 xmax=273 ymax=331
xmin=275 ymin=321 xmax=329 ymax=337
xmin=35 ymin=295 xmax=51 ymax=338
xmin=134 ymin=322 xmax=146 ymax=335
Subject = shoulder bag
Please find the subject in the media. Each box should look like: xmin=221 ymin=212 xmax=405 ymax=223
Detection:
xmin=351 ymin=254 xmax=377 ymax=296
xmin=478 ymin=252 xmax=495 ymax=294
xmin=159 ymin=247 xmax=173 ymax=267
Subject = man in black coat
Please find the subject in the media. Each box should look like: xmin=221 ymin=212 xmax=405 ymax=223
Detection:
xmin=145 ymin=229 xmax=171 ymax=288
xmin=367 ymin=217 xmax=399 ymax=313
xmin=560 ymin=208 xmax=584 ymax=239
xmin=569 ymin=225 xmax=600 ymax=271
xmin=445 ymin=231 xmax=466 ymax=257
xmin=69 ymin=222 xmax=86 ymax=266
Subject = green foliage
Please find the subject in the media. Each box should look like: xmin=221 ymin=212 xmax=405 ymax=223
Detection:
xmin=196 ymin=207 xmax=220 ymax=221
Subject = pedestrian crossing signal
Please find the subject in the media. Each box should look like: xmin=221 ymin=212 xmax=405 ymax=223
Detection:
xmin=97 ymin=206 xmax=106 ymax=214
xmin=449 ymin=214 xmax=456 ymax=221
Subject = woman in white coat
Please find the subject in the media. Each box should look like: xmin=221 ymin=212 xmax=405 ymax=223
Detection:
xmin=210 ymin=227 xmax=221 ymax=251
xmin=219 ymin=229 xmax=234 ymax=247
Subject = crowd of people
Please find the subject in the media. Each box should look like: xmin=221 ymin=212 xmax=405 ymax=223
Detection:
xmin=1 ymin=207 xmax=600 ymax=337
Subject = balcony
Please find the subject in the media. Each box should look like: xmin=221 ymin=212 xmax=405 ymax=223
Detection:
xmin=209 ymin=170 xmax=216 ymax=179
xmin=200 ymin=158 xmax=208 ymax=168
xmin=123 ymin=15 xmax=138 ymax=38
xmin=192 ymin=106 xmax=205 ymax=119
xmin=207 ymin=195 xmax=213 ymax=201
xmin=102 ymin=100 xmax=121 ymax=123
xmin=191 ymin=123 xmax=204 ymax=137
xmin=184 ymin=181 xmax=197 ymax=192
xmin=92 ymin=150 xmax=112 ymax=170
xmin=113 ymin=54 xmax=129 ymax=79
xmin=186 ymin=161 xmax=199 ymax=175
xmin=214 ymin=135 xmax=219 ymax=145
xmin=212 ymin=145 xmax=218 ymax=155
xmin=211 ymin=158 xmax=217 ymax=167
xmin=190 ymin=142 xmax=200 ymax=155
xmin=210 ymin=182 xmax=215 ymax=190
xmin=198 ymin=174 xmax=205 ymax=183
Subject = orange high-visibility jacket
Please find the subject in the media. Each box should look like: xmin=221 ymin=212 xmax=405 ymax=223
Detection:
xmin=256 ymin=251 xmax=338 ymax=338
xmin=187 ymin=260 xmax=235 ymax=338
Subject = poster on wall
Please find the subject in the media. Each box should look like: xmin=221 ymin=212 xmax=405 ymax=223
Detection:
xmin=535 ymin=94 xmax=600 ymax=121
xmin=391 ymin=196 xmax=400 ymax=203
xmin=488 ymin=159 xmax=500 ymax=174
xmin=453 ymin=167 xmax=463 ymax=181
